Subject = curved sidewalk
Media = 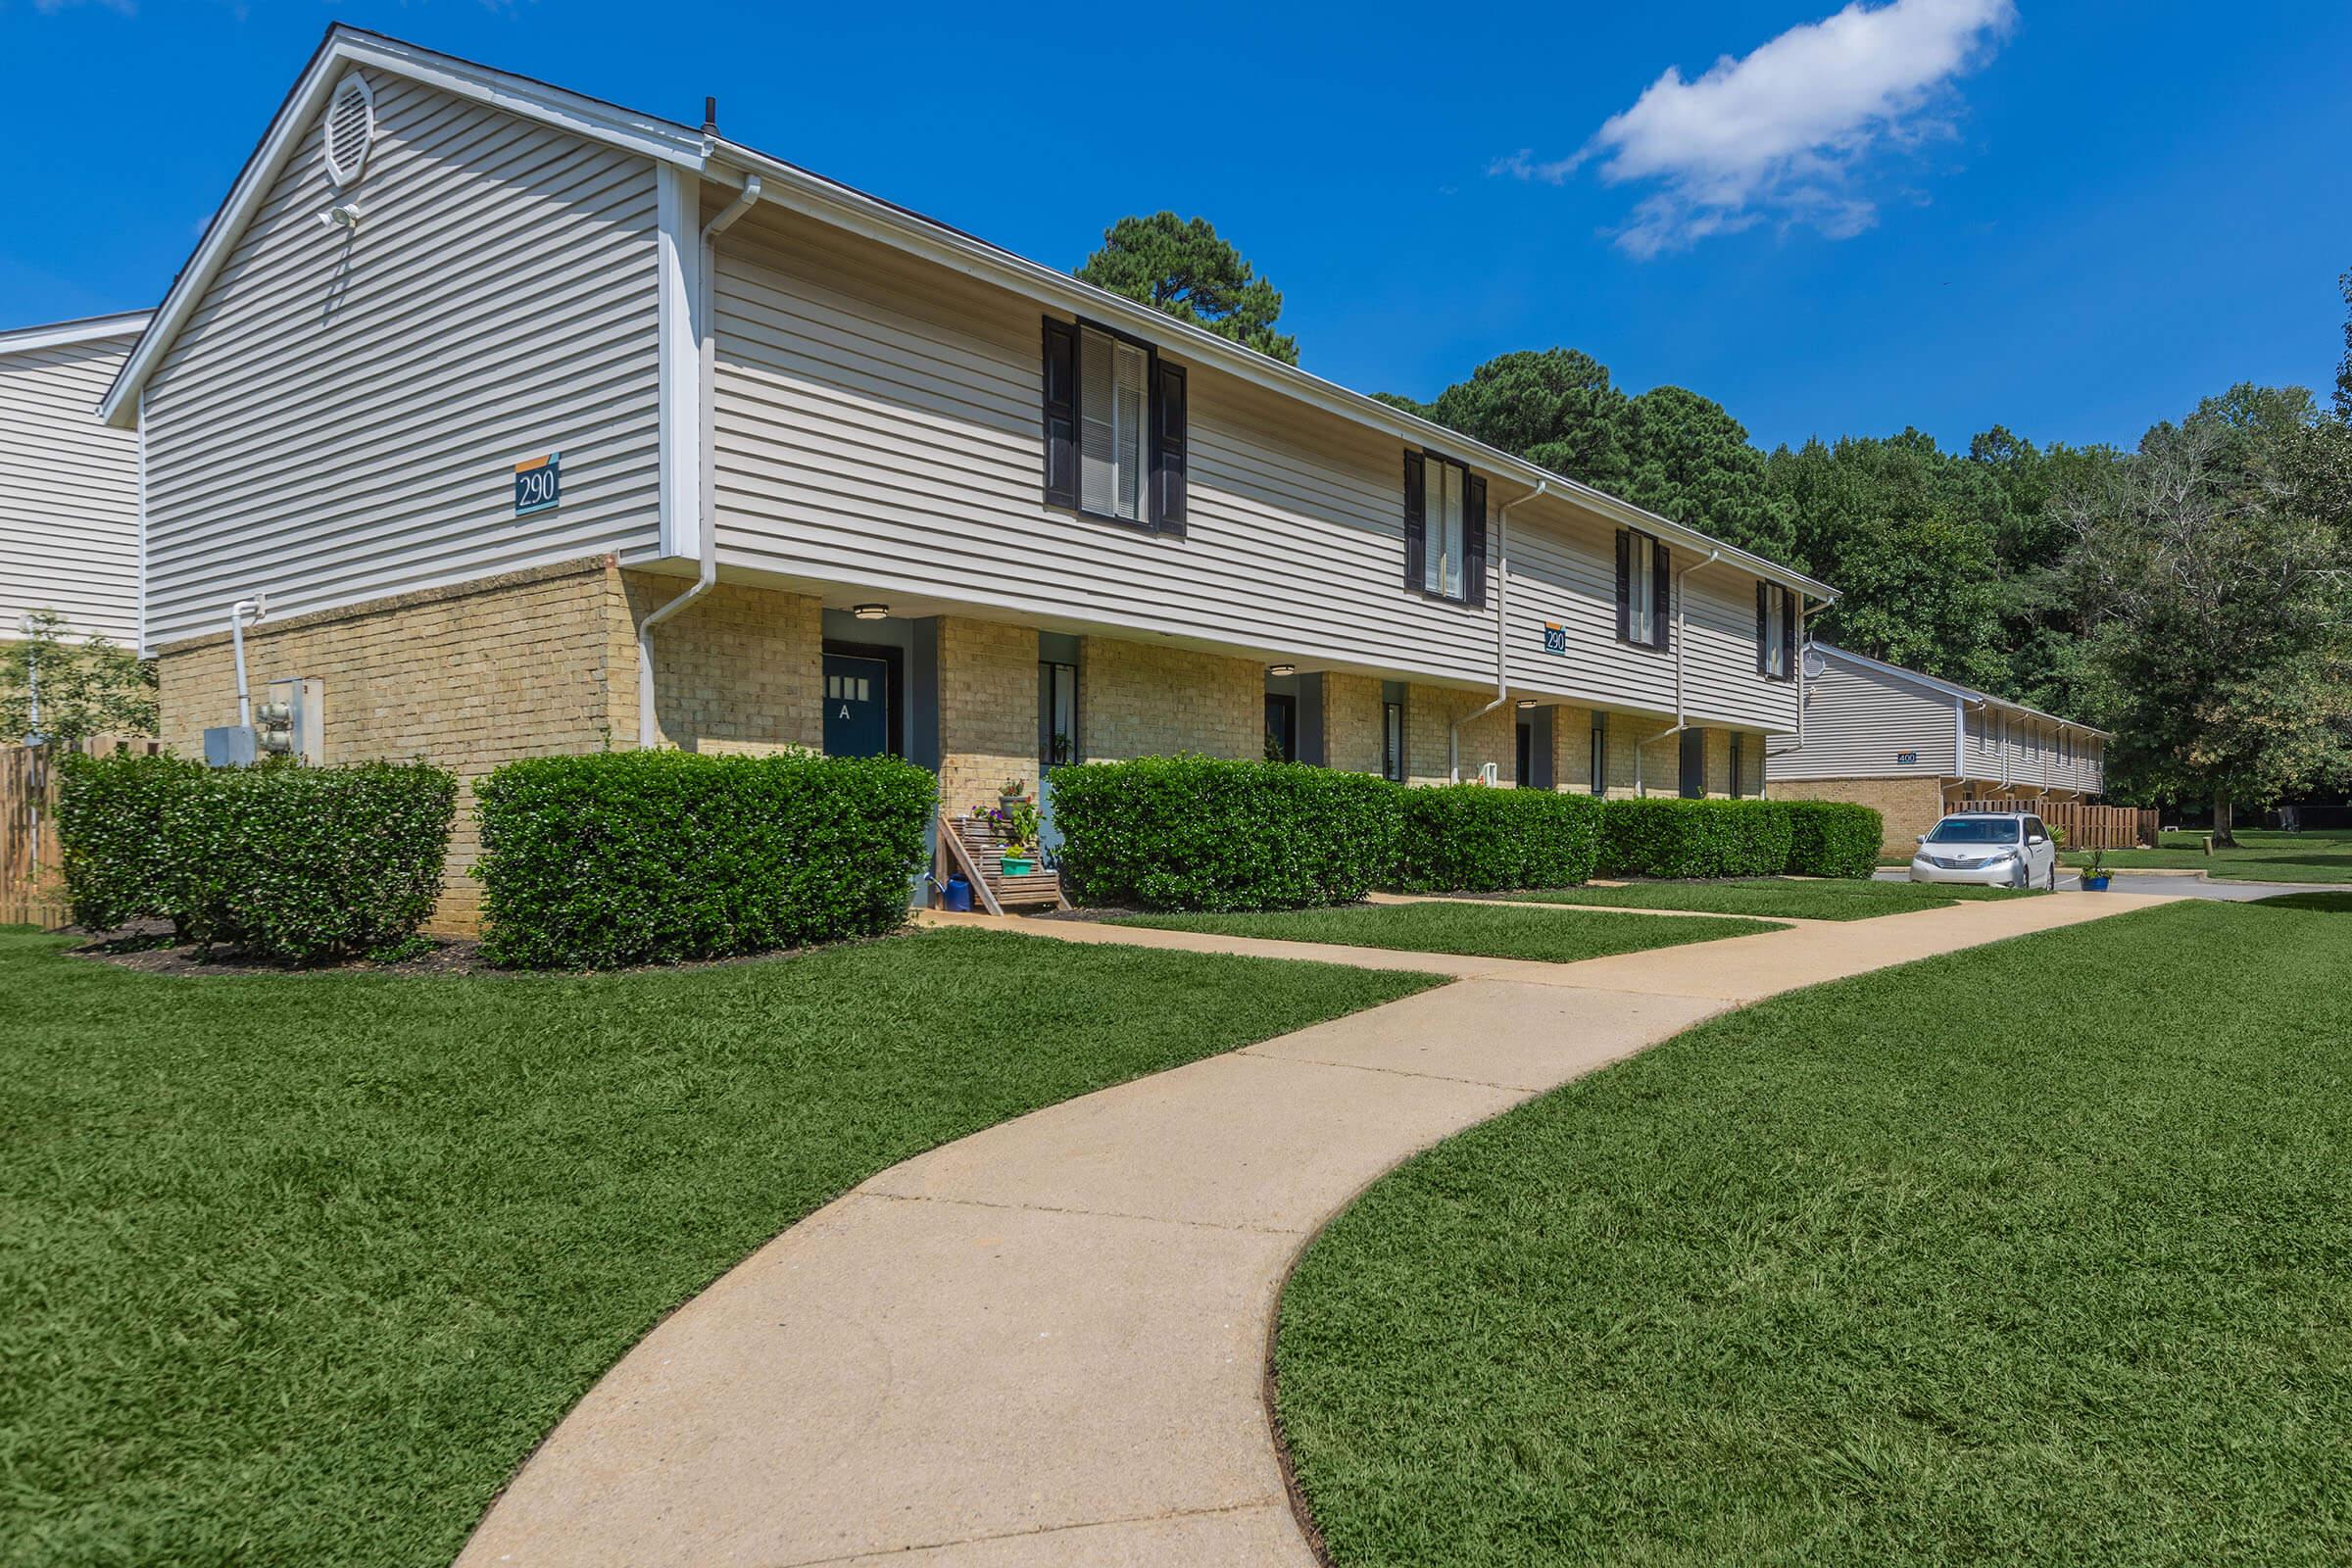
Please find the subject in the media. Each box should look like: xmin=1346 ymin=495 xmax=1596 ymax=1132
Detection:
xmin=458 ymin=893 xmax=2163 ymax=1568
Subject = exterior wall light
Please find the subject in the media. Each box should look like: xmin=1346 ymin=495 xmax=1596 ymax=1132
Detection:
xmin=1515 ymin=699 xmax=1539 ymax=710
xmin=1266 ymin=663 xmax=1297 ymax=677
xmin=851 ymin=604 xmax=889 ymax=620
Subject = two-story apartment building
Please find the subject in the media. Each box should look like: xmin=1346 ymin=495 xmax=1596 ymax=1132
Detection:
xmin=102 ymin=28 xmax=1835 ymax=924
xmin=1767 ymin=642 xmax=2108 ymax=853
xmin=2 ymin=311 xmax=149 ymax=647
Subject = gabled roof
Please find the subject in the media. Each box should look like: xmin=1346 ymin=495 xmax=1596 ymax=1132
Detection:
xmin=102 ymin=25 xmax=1838 ymax=604
xmin=0 ymin=310 xmax=152 ymax=356
xmin=1811 ymin=642 xmax=2111 ymax=737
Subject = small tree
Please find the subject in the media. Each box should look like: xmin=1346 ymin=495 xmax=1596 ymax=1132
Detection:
xmin=2 ymin=610 xmax=157 ymax=743
xmin=1077 ymin=213 xmax=1298 ymax=365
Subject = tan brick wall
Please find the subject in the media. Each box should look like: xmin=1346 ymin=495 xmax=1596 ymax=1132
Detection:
xmin=626 ymin=573 xmax=821 ymax=755
xmin=939 ymin=616 xmax=1038 ymax=818
xmin=1404 ymin=684 xmax=1514 ymax=787
xmin=1080 ymin=636 xmax=1259 ymax=761
xmin=155 ymin=559 xmax=637 ymax=930
xmin=1770 ymin=775 xmax=1951 ymax=857
xmin=1321 ymin=672 xmax=1387 ymax=774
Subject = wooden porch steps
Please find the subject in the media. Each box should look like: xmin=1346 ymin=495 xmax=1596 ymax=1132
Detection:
xmin=936 ymin=811 xmax=1068 ymax=914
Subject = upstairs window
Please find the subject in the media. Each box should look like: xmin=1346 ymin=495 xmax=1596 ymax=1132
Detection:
xmin=1401 ymin=451 xmax=1487 ymax=606
xmin=1616 ymin=529 xmax=1669 ymax=650
xmin=1041 ymin=317 xmax=1187 ymax=532
xmin=1756 ymin=581 xmax=1795 ymax=679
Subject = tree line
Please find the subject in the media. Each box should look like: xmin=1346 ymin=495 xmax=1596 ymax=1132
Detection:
xmin=1080 ymin=216 xmax=2352 ymax=829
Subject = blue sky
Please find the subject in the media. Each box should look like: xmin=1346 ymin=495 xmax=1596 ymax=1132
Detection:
xmin=4 ymin=0 xmax=2347 ymax=453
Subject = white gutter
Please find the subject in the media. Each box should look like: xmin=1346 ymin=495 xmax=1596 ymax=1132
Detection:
xmin=1640 ymin=547 xmax=1724 ymax=792
xmin=636 ymin=172 xmax=762 ymax=749
xmin=1449 ymin=481 xmax=1546 ymax=782
xmin=227 ymin=596 xmax=267 ymax=726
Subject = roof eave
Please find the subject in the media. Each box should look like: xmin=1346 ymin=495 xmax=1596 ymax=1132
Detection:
xmin=0 ymin=310 xmax=153 ymax=355
xmin=1811 ymin=642 xmax=2112 ymax=737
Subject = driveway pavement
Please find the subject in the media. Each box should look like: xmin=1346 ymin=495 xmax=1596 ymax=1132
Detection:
xmin=1875 ymin=868 xmax=2317 ymax=902
xmin=458 ymin=892 xmax=2169 ymax=1568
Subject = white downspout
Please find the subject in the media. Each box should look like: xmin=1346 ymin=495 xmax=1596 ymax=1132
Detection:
xmin=227 ymin=596 xmax=267 ymax=727
xmin=637 ymin=172 xmax=763 ymax=749
xmin=1640 ymin=547 xmax=1723 ymax=793
xmin=1448 ymin=479 xmax=1546 ymax=782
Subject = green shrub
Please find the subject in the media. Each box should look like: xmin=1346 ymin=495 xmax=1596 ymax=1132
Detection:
xmin=472 ymin=749 xmax=932 ymax=968
xmin=1782 ymin=801 xmax=1883 ymax=878
xmin=55 ymin=750 xmax=207 ymax=931
xmin=1599 ymin=798 xmax=1795 ymax=879
xmin=56 ymin=754 xmax=458 ymax=961
xmin=1049 ymin=757 xmax=1401 ymax=912
xmin=1395 ymin=785 xmax=1603 ymax=892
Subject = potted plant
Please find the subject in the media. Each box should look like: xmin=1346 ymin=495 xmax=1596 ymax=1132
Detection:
xmin=2081 ymin=848 xmax=2111 ymax=891
xmin=996 ymin=798 xmax=1042 ymax=876
xmin=999 ymin=776 xmax=1027 ymax=814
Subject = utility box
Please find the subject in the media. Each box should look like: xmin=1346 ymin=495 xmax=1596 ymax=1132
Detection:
xmin=203 ymin=725 xmax=259 ymax=767
xmin=258 ymin=677 xmax=324 ymax=764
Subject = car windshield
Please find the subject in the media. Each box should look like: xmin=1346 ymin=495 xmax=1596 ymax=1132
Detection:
xmin=1926 ymin=818 xmax=2021 ymax=845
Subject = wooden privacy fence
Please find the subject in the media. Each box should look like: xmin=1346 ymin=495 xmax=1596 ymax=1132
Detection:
xmin=1959 ymin=798 xmax=2158 ymax=851
xmin=1 ymin=736 xmax=159 ymax=929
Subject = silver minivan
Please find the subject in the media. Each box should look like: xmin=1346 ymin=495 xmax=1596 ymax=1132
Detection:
xmin=1909 ymin=812 xmax=2060 ymax=889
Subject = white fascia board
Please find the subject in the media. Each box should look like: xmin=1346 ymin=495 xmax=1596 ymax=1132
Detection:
xmin=0 ymin=311 xmax=152 ymax=356
xmin=704 ymin=138 xmax=1837 ymax=606
xmin=99 ymin=25 xmax=705 ymax=429
xmin=654 ymin=165 xmax=703 ymax=560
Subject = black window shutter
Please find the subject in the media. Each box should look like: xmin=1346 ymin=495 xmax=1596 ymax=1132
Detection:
xmin=1755 ymin=582 xmax=1770 ymax=675
xmin=1463 ymin=472 xmax=1489 ymax=608
xmin=1651 ymin=541 xmax=1673 ymax=651
xmin=1402 ymin=452 xmax=1426 ymax=591
xmin=1780 ymin=589 xmax=1798 ymax=680
xmin=1151 ymin=359 xmax=1188 ymax=535
xmin=1614 ymin=530 xmax=1631 ymax=641
xmin=1041 ymin=318 xmax=1078 ymax=508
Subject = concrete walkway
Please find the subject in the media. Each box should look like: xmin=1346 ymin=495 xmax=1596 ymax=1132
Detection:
xmin=458 ymin=893 xmax=2164 ymax=1568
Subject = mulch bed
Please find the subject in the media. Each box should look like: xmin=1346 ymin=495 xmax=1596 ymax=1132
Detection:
xmin=56 ymin=922 xmax=908 ymax=979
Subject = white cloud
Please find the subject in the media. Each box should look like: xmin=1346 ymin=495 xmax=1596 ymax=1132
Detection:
xmin=1504 ymin=0 xmax=2016 ymax=257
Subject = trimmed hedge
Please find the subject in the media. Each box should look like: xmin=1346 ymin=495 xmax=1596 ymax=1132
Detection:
xmin=1049 ymin=756 xmax=1401 ymax=912
xmin=55 ymin=751 xmax=208 ymax=932
xmin=57 ymin=754 xmax=458 ymax=962
xmin=1599 ymin=797 xmax=1795 ymax=880
xmin=1783 ymin=801 xmax=1883 ymax=879
xmin=472 ymin=749 xmax=932 ymax=968
xmin=1396 ymin=785 xmax=1603 ymax=893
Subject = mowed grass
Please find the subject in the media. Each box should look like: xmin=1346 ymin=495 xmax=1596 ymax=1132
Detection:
xmin=1275 ymin=899 xmax=2352 ymax=1567
xmin=0 ymin=928 xmax=1439 ymax=1568
xmin=1111 ymin=900 xmax=1781 ymax=962
xmin=1501 ymin=877 xmax=2034 ymax=921
xmin=2069 ymin=827 xmax=2352 ymax=884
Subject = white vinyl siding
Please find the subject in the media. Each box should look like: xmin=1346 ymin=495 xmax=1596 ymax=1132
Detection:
xmin=0 ymin=331 xmax=142 ymax=645
xmin=1077 ymin=326 xmax=1147 ymax=522
xmin=1771 ymin=646 xmax=2106 ymax=796
xmin=1767 ymin=653 xmax=1957 ymax=780
xmin=1422 ymin=457 xmax=1465 ymax=599
xmin=139 ymin=73 xmax=662 ymax=649
xmin=708 ymin=209 xmax=1800 ymax=734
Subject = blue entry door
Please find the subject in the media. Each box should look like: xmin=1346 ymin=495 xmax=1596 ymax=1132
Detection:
xmin=823 ymin=654 xmax=891 ymax=758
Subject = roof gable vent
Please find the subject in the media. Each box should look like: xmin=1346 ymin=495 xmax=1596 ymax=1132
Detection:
xmin=322 ymin=73 xmax=376 ymax=188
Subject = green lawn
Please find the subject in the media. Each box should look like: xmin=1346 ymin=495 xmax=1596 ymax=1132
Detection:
xmin=1275 ymin=899 xmax=2352 ymax=1567
xmin=1111 ymin=901 xmax=1781 ymax=962
xmin=1497 ymin=878 xmax=2034 ymax=921
xmin=2069 ymin=828 xmax=2352 ymax=883
xmin=0 ymin=928 xmax=1438 ymax=1568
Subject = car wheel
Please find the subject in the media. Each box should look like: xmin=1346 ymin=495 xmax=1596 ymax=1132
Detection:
xmin=2013 ymin=862 xmax=2030 ymax=890
xmin=2047 ymin=862 xmax=2059 ymax=891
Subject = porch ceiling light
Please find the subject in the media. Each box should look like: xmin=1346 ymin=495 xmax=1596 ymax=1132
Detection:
xmin=1266 ymin=663 xmax=1297 ymax=677
xmin=1515 ymin=699 xmax=1539 ymax=710
xmin=851 ymin=604 xmax=889 ymax=620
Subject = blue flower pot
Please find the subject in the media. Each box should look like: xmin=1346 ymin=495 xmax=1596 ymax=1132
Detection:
xmin=2084 ymin=874 xmax=2111 ymax=891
